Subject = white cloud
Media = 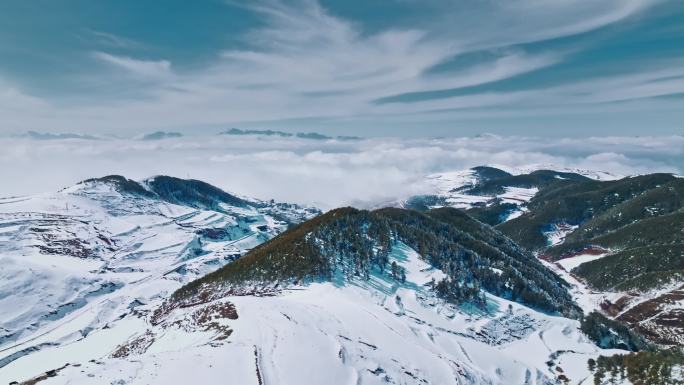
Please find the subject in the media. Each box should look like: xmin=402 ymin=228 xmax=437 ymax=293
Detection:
xmin=0 ymin=134 xmax=680 ymax=209
xmin=0 ymin=0 xmax=671 ymax=134
xmin=437 ymin=0 xmax=658 ymax=49
xmin=86 ymin=30 xmax=141 ymax=49
xmin=93 ymin=52 xmax=172 ymax=79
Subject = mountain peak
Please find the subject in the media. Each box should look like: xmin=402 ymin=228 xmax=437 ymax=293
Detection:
xmin=73 ymin=174 xmax=254 ymax=211
xmin=142 ymin=175 xmax=253 ymax=209
xmin=76 ymin=174 xmax=155 ymax=196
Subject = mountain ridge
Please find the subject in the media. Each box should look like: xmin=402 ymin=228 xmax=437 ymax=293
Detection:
xmin=172 ymin=206 xmax=579 ymax=318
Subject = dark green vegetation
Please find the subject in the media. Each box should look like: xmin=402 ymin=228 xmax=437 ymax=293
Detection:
xmin=457 ymin=169 xmax=683 ymax=347
xmin=80 ymin=175 xmax=319 ymax=225
xmin=145 ymin=175 xmax=252 ymax=209
xmin=580 ymin=312 xmax=650 ymax=352
xmin=490 ymin=174 xmax=683 ymax=293
xmin=174 ymin=207 xmax=579 ymax=317
xmin=574 ymin=244 xmax=684 ymax=292
xmin=405 ymin=167 xmax=683 ymax=294
xmin=403 ymin=167 xmax=683 ymax=346
xmin=81 ymin=175 xmax=250 ymax=209
xmin=83 ymin=175 xmax=294 ymax=210
xmin=81 ymin=175 xmax=156 ymax=198
xmin=539 ymin=179 xmax=684 ymax=292
xmin=403 ymin=194 xmax=449 ymax=212
xmin=550 ymin=212 xmax=684 ymax=260
xmin=405 ymin=167 xmax=590 ymax=225
xmin=465 ymin=169 xmax=590 ymax=196
xmin=588 ymin=348 xmax=684 ymax=385
xmin=496 ymin=173 xmax=678 ymax=250
xmin=470 ymin=166 xmax=512 ymax=181
xmin=467 ymin=201 xmax=518 ymax=226
xmin=561 ymin=179 xmax=684 ymax=244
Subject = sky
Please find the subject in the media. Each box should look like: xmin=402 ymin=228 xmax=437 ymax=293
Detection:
xmin=1 ymin=0 xmax=683 ymax=137
xmin=1 ymin=1 xmax=683 ymax=205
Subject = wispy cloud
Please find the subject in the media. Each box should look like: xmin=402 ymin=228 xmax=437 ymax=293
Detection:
xmin=85 ymin=29 xmax=141 ymax=49
xmin=93 ymin=52 xmax=172 ymax=79
xmin=0 ymin=0 xmax=677 ymax=135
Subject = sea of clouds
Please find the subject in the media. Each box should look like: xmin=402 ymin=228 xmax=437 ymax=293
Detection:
xmin=2 ymin=133 xmax=682 ymax=209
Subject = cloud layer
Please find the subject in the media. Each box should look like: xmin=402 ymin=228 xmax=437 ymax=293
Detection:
xmin=2 ymin=134 xmax=681 ymax=209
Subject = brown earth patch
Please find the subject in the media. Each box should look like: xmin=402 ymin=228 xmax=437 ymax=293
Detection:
xmin=110 ymin=330 xmax=155 ymax=358
xmin=191 ymin=301 xmax=238 ymax=340
xmin=151 ymin=286 xmax=276 ymax=326
xmin=16 ymin=364 xmax=69 ymax=385
xmin=616 ymin=285 xmax=684 ymax=346
xmin=600 ymin=295 xmax=634 ymax=317
xmin=539 ymin=245 xmax=609 ymax=262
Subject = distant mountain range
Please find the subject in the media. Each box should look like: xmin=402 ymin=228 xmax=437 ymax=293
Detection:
xmin=220 ymin=127 xmax=361 ymax=140
xmin=17 ymin=130 xmax=184 ymax=141
xmin=22 ymin=130 xmax=101 ymax=140
xmin=139 ymin=131 xmax=183 ymax=140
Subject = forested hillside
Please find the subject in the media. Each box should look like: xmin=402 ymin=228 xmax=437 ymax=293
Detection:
xmin=174 ymin=207 xmax=579 ymax=317
xmin=404 ymin=167 xmax=683 ymax=348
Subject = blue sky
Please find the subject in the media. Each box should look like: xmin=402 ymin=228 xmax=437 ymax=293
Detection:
xmin=1 ymin=0 xmax=683 ymax=137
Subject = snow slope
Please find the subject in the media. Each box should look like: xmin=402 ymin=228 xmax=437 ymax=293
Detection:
xmin=482 ymin=164 xmax=622 ymax=182
xmin=543 ymin=223 xmax=580 ymax=247
xmin=422 ymin=169 xmax=538 ymax=211
xmin=0 ymin=177 xmax=317 ymax=375
xmin=0 ymin=175 xmax=634 ymax=385
xmin=419 ymin=166 xmax=618 ymax=215
xmin=1 ymin=241 xmax=626 ymax=385
xmin=556 ymin=253 xmax=609 ymax=272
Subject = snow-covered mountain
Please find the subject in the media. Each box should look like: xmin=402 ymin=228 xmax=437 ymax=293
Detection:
xmin=0 ymin=175 xmax=318 ymax=381
xmin=0 ymin=170 xmax=680 ymax=385
xmin=402 ymin=166 xmax=599 ymax=223
xmin=2 ymin=239 xmax=620 ymax=385
xmin=404 ymin=167 xmax=683 ymax=348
